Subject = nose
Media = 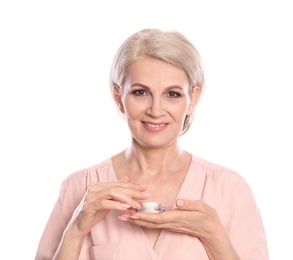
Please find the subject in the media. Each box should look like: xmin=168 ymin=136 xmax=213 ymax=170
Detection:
xmin=146 ymin=96 xmax=165 ymax=118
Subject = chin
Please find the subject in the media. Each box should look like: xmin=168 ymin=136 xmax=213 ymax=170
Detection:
xmin=134 ymin=137 xmax=177 ymax=150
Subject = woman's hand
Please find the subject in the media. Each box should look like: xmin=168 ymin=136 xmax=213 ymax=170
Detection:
xmin=120 ymin=199 xmax=220 ymax=237
xmin=71 ymin=177 xmax=150 ymax=237
xmin=120 ymin=199 xmax=240 ymax=260
xmin=54 ymin=178 xmax=150 ymax=259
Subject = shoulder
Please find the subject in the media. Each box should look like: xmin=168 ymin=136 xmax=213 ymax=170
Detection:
xmin=191 ymin=155 xmax=242 ymax=182
xmin=55 ymin=158 xmax=114 ymax=208
xmin=190 ymin=155 xmax=258 ymax=212
xmin=190 ymin=155 xmax=253 ymax=196
xmin=60 ymin=158 xmax=114 ymax=193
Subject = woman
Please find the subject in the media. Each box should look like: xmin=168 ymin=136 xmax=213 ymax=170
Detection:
xmin=36 ymin=29 xmax=269 ymax=259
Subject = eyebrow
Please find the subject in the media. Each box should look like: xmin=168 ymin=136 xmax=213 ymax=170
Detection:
xmin=130 ymin=83 xmax=184 ymax=91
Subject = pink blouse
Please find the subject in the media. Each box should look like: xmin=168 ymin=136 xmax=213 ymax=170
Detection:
xmin=35 ymin=156 xmax=269 ymax=259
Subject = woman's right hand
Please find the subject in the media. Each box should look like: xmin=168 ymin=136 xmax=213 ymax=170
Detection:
xmin=71 ymin=177 xmax=150 ymax=238
xmin=54 ymin=177 xmax=150 ymax=259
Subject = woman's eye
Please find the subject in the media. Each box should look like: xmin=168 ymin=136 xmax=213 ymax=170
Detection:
xmin=133 ymin=89 xmax=147 ymax=96
xmin=168 ymin=91 xmax=181 ymax=98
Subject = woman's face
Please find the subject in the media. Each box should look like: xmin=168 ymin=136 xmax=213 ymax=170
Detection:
xmin=118 ymin=57 xmax=200 ymax=149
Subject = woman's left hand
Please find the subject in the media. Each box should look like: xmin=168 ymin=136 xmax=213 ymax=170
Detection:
xmin=119 ymin=199 xmax=240 ymax=260
xmin=120 ymin=199 xmax=222 ymax=239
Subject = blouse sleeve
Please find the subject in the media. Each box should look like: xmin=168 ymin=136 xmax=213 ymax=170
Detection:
xmin=224 ymin=177 xmax=269 ymax=260
xmin=35 ymin=170 xmax=91 ymax=260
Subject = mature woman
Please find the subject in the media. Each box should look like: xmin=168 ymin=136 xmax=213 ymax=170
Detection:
xmin=36 ymin=29 xmax=269 ymax=259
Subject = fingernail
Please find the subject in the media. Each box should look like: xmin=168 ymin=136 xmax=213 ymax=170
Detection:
xmin=130 ymin=215 xmax=139 ymax=219
xmin=121 ymin=203 xmax=131 ymax=208
xmin=132 ymin=200 xmax=141 ymax=208
xmin=118 ymin=216 xmax=129 ymax=221
xmin=177 ymin=199 xmax=184 ymax=206
xmin=119 ymin=176 xmax=129 ymax=182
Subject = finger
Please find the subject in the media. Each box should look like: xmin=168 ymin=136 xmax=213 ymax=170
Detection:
xmin=87 ymin=185 xmax=150 ymax=209
xmin=117 ymin=212 xmax=131 ymax=222
xmin=118 ymin=178 xmax=150 ymax=192
xmin=176 ymin=199 xmax=206 ymax=212
xmin=127 ymin=214 xmax=173 ymax=230
xmin=84 ymin=198 xmax=133 ymax=212
xmin=109 ymin=188 xmax=151 ymax=209
xmin=89 ymin=181 xmax=149 ymax=199
xmin=129 ymin=211 xmax=179 ymax=225
xmin=106 ymin=186 xmax=150 ymax=203
xmin=127 ymin=211 xmax=197 ymax=235
xmin=91 ymin=181 xmax=148 ymax=193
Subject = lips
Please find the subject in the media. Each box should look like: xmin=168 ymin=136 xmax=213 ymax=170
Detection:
xmin=142 ymin=121 xmax=168 ymax=132
xmin=144 ymin=122 xmax=167 ymax=128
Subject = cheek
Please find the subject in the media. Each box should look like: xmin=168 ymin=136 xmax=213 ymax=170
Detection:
xmin=123 ymin=99 xmax=145 ymax=119
xmin=171 ymin=102 xmax=190 ymax=118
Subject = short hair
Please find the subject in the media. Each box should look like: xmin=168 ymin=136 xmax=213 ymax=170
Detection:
xmin=110 ymin=28 xmax=205 ymax=135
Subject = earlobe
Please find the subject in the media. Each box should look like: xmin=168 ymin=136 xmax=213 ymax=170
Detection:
xmin=118 ymin=102 xmax=124 ymax=112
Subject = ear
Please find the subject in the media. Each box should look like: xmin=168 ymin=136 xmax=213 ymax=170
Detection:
xmin=112 ymin=85 xmax=125 ymax=113
xmin=187 ymin=86 xmax=201 ymax=115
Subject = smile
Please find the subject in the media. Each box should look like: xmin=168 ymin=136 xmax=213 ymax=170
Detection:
xmin=142 ymin=122 xmax=169 ymax=132
xmin=144 ymin=123 xmax=167 ymax=128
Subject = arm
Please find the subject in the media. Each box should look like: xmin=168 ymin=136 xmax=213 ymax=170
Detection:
xmin=176 ymin=200 xmax=240 ymax=260
xmin=35 ymin=173 xmax=88 ymax=260
xmin=53 ymin=178 xmax=150 ymax=259
xmin=123 ymin=178 xmax=269 ymax=259
xmin=124 ymin=199 xmax=240 ymax=260
xmin=223 ymin=178 xmax=269 ymax=259
xmin=53 ymin=225 xmax=86 ymax=260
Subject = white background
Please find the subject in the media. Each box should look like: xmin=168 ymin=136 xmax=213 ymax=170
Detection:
xmin=0 ymin=1 xmax=292 ymax=259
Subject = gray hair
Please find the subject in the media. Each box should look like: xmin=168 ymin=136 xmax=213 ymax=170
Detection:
xmin=110 ymin=28 xmax=205 ymax=135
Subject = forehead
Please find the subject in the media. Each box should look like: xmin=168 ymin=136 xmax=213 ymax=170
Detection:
xmin=124 ymin=57 xmax=188 ymax=87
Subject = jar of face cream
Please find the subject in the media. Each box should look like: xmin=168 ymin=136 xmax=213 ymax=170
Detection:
xmin=137 ymin=202 xmax=166 ymax=213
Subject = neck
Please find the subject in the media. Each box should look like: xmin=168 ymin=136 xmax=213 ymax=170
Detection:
xmin=124 ymin=141 xmax=189 ymax=176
